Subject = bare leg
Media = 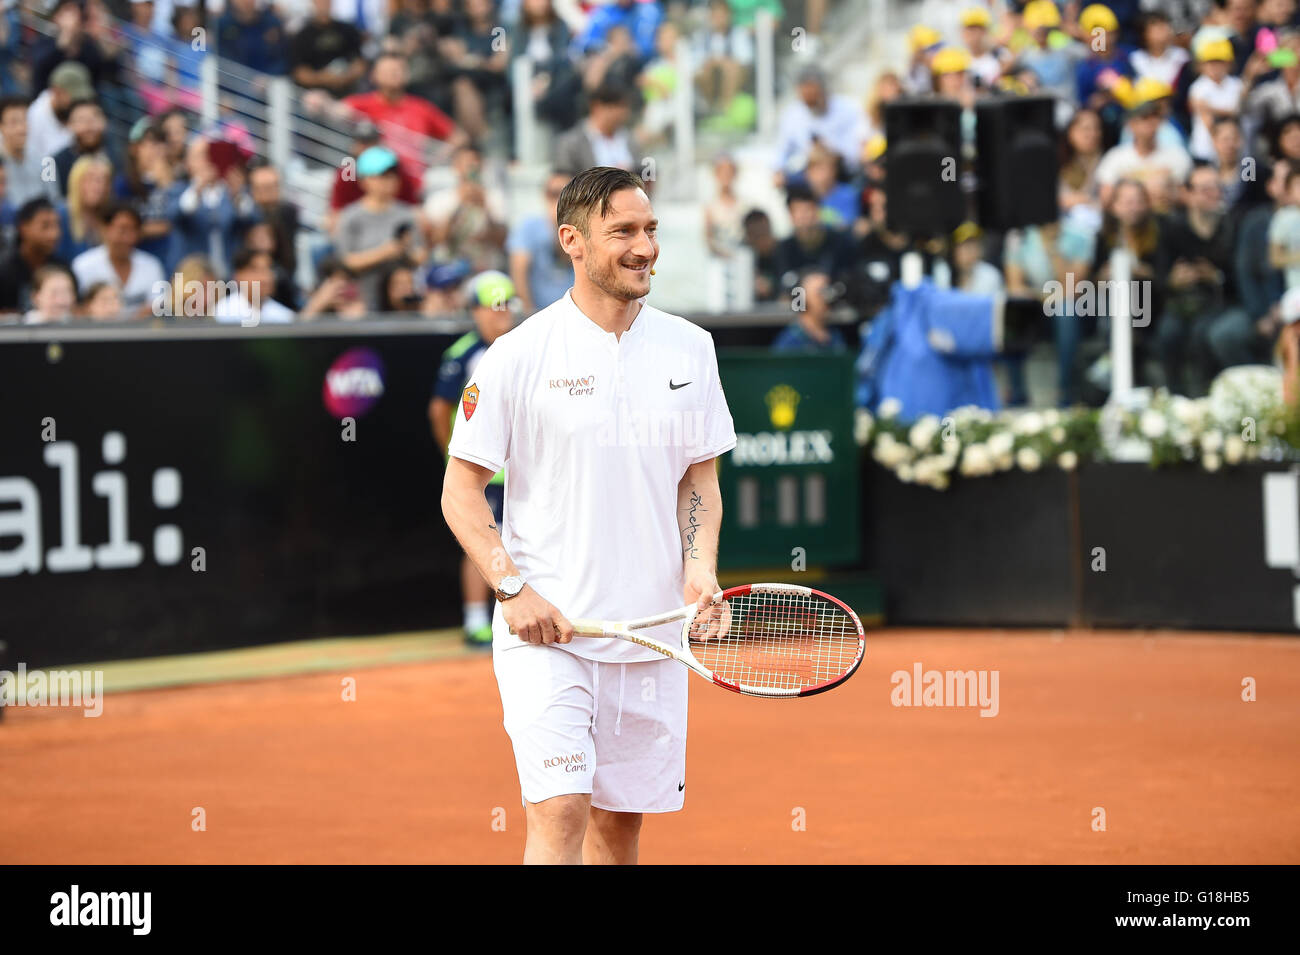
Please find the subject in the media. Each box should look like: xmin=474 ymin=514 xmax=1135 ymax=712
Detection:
xmin=719 ymin=59 xmax=746 ymax=106
xmin=524 ymin=794 xmax=590 ymax=865
xmin=805 ymin=0 xmax=826 ymax=35
xmin=582 ymin=807 xmax=642 ymax=865
xmin=453 ymin=76 xmax=487 ymax=144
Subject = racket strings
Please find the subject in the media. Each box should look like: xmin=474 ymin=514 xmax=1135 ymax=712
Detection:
xmin=687 ymin=591 xmax=863 ymax=693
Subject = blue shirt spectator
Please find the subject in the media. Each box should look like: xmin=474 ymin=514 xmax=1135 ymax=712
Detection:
xmin=215 ymin=0 xmax=289 ymax=76
xmin=772 ymin=272 xmax=847 ymax=352
xmin=773 ymin=320 xmax=847 ymax=351
xmin=1076 ymin=45 xmax=1135 ymax=109
xmin=576 ymin=0 xmax=663 ymax=61
xmin=506 ymin=211 xmax=574 ymax=312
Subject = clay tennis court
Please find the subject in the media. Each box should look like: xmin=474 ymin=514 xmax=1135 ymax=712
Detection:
xmin=3 ymin=628 xmax=1298 ymax=864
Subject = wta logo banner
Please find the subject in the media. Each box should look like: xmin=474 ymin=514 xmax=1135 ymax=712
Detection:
xmin=323 ymin=348 xmax=386 ymax=419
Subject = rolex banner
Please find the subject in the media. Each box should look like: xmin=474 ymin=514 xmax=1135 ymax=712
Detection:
xmin=716 ymin=350 xmax=861 ymax=570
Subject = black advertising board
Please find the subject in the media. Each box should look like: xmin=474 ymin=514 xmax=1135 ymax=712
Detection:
xmin=0 ymin=324 xmax=463 ymax=668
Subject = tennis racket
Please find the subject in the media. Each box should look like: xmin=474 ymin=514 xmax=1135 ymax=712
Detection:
xmin=570 ymin=583 xmax=866 ymax=699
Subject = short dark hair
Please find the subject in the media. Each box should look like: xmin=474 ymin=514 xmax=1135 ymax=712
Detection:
xmin=32 ymin=263 xmax=75 ymax=294
xmin=17 ymin=196 xmax=55 ymax=226
xmin=785 ymin=183 xmax=818 ymax=207
xmin=100 ymin=200 xmax=142 ymax=227
xmin=742 ymin=208 xmax=771 ymax=229
xmin=0 ymin=95 xmax=28 ymax=120
xmin=232 ymin=246 xmax=271 ymax=273
xmin=589 ymin=84 xmax=629 ymax=108
xmin=557 ymin=165 xmax=646 ymax=237
xmin=68 ymin=98 xmax=102 ymax=117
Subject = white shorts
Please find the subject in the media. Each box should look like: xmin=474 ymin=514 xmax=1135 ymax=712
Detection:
xmin=492 ymin=642 xmax=689 ymax=813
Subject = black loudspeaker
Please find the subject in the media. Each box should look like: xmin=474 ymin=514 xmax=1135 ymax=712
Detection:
xmin=975 ymin=95 xmax=1059 ymax=230
xmin=883 ymin=98 xmax=964 ymax=238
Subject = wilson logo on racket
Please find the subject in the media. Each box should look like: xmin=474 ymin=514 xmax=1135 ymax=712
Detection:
xmin=462 ymin=383 xmax=480 ymax=420
xmin=568 ymin=583 xmax=867 ymax=699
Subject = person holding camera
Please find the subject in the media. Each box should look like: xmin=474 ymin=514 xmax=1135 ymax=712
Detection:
xmin=333 ymin=145 xmax=427 ymax=311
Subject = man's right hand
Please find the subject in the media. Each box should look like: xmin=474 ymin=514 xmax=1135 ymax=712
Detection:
xmin=501 ymin=586 xmax=575 ymax=645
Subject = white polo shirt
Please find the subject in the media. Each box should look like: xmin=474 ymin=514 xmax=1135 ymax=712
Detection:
xmin=448 ymin=290 xmax=737 ymax=663
xmin=70 ymin=246 xmax=166 ymax=313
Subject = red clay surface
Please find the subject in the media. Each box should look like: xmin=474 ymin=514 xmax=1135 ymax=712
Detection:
xmin=2 ymin=629 xmax=1298 ymax=864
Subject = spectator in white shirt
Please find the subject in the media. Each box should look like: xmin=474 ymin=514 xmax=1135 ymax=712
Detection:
xmin=959 ymin=6 xmax=1004 ymax=90
xmin=773 ymin=65 xmax=868 ymax=184
xmin=1187 ymin=38 xmax=1244 ymax=161
xmin=213 ymin=247 xmax=296 ymax=324
xmin=1129 ymin=11 xmax=1190 ymax=88
xmin=0 ymin=96 xmax=57 ymax=208
xmin=26 ymin=61 xmax=93 ymax=165
xmin=70 ymin=202 xmax=166 ymax=318
xmin=552 ymin=85 xmax=635 ymax=175
xmin=1096 ymin=93 xmax=1193 ymax=212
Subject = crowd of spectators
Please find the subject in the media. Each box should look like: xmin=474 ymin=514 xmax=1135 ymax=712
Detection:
xmin=9 ymin=0 xmax=1297 ymax=406
xmin=0 ymin=0 xmax=786 ymax=325
xmin=726 ymin=0 xmax=1300 ymax=405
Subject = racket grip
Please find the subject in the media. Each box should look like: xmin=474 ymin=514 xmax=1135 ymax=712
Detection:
xmin=570 ymin=618 xmax=614 ymax=637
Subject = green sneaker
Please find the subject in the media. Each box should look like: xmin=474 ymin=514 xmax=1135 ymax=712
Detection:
xmin=465 ymin=624 xmax=493 ymax=649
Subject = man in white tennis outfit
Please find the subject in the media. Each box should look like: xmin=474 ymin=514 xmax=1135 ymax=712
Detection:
xmin=441 ymin=166 xmax=736 ymax=864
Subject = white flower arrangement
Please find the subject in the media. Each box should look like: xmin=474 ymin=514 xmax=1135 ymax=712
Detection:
xmin=866 ymin=368 xmax=1297 ymax=491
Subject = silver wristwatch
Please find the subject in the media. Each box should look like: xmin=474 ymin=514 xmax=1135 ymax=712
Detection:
xmin=495 ymin=575 xmax=526 ymax=602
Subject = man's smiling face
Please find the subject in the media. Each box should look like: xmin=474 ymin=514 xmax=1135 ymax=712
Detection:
xmin=575 ymin=187 xmax=659 ymax=303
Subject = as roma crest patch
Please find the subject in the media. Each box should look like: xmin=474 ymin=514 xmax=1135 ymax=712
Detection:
xmin=462 ymin=383 xmax=480 ymax=420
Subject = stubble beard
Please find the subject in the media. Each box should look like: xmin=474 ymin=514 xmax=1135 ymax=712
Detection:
xmin=584 ymin=253 xmax=649 ymax=303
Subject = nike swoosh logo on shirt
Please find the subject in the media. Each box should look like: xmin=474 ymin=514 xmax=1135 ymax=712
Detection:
xmin=669 ymin=380 xmax=691 ymax=390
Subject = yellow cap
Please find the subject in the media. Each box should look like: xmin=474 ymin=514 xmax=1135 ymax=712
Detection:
xmin=1022 ymin=0 xmax=1062 ymax=30
xmin=1115 ymin=76 xmax=1173 ymax=111
xmin=960 ymin=6 xmax=992 ymax=27
xmin=1078 ymin=4 xmax=1118 ymax=34
xmin=909 ymin=24 xmax=942 ymax=51
xmin=1198 ymin=37 xmax=1234 ymax=62
xmin=953 ymin=221 xmax=983 ymax=245
xmin=1110 ymin=75 xmax=1135 ymax=108
xmin=931 ymin=46 xmax=973 ymax=75
xmin=1134 ymin=77 xmax=1173 ymax=102
xmin=864 ymin=134 xmax=887 ymax=162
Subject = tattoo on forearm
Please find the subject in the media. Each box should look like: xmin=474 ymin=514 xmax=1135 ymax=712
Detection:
xmin=683 ymin=491 xmax=704 ymax=560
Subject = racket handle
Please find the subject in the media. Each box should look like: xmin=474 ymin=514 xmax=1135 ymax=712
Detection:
xmin=570 ymin=618 xmax=614 ymax=637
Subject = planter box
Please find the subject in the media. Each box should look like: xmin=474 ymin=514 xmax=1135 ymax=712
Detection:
xmin=863 ymin=458 xmax=1300 ymax=633
xmin=864 ymin=460 xmax=1074 ymax=626
xmin=1078 ymin=463 xmax=1296 ymax=630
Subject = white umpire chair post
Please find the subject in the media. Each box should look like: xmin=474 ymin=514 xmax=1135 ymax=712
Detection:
xmin=268 ymin=79 xmax=293 ymax=173
xmin=1108 ymin=247 xmax=1135 ymax=402
xmin=672 ymin=36 xmax=696 ymax=201
xmin=900 ymin=250 xmax=924 ymax=290
xmin=512 ymin=58 xmax=539 ymax=167
xmin=755 ymin=9 xmax=777 ymax=141
xmin=200 ymin=55 xmax=219 ymax=128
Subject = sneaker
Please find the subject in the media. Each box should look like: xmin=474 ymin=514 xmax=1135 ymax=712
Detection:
xmin=464 ymin=624 xmax=493 ymax=649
